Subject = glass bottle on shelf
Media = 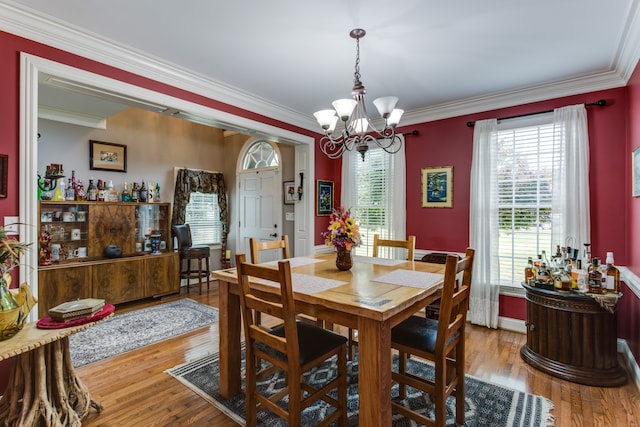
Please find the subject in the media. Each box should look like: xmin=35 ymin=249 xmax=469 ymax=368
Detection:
xmin=588 ymin=257 xmax=603 ymax=293
xmin=148 ymin=182 xmax=154 ymax=203
xmin=65 ymin=178 xmax=75 ymax=200
xmin=131 ymin=182 xmax=139 ymax=202
xmin=139 ymin=181 xmax=147 ymax=202
xmin=87 ymin=178 xmax=97 ymax=201
xmin=76 ymin=180 xmax=87 ymax=201
xmin=97 ymin=180 xmax=105 ymax=202
xmin=524 ymin=257 xmax=535 ymax=284
xmin=155 ymin=182 xmax=160 ymax=202
xmin=121 ymin=182 xmax=132 ymax=202
xmin=604 ymin=252 xmax=619 ymax=292
xmin=54 ymin=178 xmax=65 ymax=201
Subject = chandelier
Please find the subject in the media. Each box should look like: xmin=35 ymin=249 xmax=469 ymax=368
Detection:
xmin=314 ymin=29 xmax=404 ymax=161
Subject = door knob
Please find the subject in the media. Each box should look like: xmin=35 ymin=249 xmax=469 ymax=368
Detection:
xmin=269 ymin=233 xmax=277 ymax=238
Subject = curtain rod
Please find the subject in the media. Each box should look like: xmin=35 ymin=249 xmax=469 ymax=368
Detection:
xmin=465 ymin=99 xmax=607 ymax=127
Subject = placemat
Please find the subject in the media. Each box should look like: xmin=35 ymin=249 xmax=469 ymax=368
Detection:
xmin=257 ymin=273 xmax=346 ymax=294
xmin=353 ymin=256 xmax=407 ymax=266
xmin=373 ymin=270 xmax=444 ymax=289
xmin=262 ymin=257 xmax=327 ymax=268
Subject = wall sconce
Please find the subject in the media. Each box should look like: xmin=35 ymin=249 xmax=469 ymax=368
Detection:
xmin=298 ymin=172 xmax=304 ymax=200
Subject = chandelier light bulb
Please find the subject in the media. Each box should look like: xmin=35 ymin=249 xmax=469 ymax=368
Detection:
xmin=314 ymin=28 xmax=404 ymax=161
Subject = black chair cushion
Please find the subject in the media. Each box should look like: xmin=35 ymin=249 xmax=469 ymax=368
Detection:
xmin=180 ymin=245 xmax=210 ymax=258
xmin=392 ymin=315 xmax=461 ymax=354
xmin=392 ymin=315 xmax=439 ymax=353
xmin=255 ymin=321 xmax=347 ymax=365
xmin=421 ymin=252 xmax=459 ymax=264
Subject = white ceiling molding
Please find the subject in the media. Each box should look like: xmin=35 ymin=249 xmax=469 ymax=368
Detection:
xmin=38 ymin=105 xmax=107 ymax=129
xmin=2 ymin=1 xmax=640 ymax=130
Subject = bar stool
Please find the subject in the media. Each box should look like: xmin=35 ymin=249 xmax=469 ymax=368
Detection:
xmin=172 ymin=224 xmax=210 ymax=294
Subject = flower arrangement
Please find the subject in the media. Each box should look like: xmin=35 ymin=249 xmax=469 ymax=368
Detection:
xmin=322 ymin=206 xmax=362 ymax=251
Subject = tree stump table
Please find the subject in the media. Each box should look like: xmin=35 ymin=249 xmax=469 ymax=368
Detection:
xmin=0 ymin=321 xmax=106 ymax=426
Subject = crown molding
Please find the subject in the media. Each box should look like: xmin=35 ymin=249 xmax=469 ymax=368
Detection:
xmin=38 ymin=105 xmax=107 ymax=129
xmin=1 ymin=0 xmax=639 ymax=132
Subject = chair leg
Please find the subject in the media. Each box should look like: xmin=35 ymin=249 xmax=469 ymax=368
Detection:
xmin=455 ymin=344 xmax=466 ymax=425
xmin=245 ymin=350 xmax=258 ymax=427
xmin=197 ymin=257 xmax=203 ymax=295
xmin=398 ymin=351 xmax=407 ymax=399
xmin=205 ymin=256 xmax=210 ymax=291
xmin=348 ymin=328 xmax=357 ymax=360
xmin=338 ymin=345 xmax=348 ymax=427
xmin=434 ymin=355 xmax=447 ymax=427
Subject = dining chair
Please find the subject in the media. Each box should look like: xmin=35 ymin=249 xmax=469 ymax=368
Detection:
xmin=249 ymin=235 xmax=324 ymax=329
xmin=347 ymin=234 xmax=416 ymax=359
xmin=421 ymin=252 xmax=461 ymax=319
xmin=372 ymin=234 xmax=416 ymax=261
xmin=235 ymin=253 xmax=348 ymax=427
xmin=172 ymin=224 xmax=210 ymax=294
xmin=390 ymin=248 xmax=475 ymax=427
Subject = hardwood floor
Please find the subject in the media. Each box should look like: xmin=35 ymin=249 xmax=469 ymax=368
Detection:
xmin=76 ymin=284 xmax=640 ymax=427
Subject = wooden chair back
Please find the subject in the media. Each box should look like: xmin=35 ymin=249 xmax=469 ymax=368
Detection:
xmin=436 ymin=248 xmax=475 ymax=355
xmin=249 ymin=235 xmax=290 ymax=264
xmin=235 ymin=253 xmax=299 ymax=366
xmin=372 ymin=234 xmax=416 ymax=261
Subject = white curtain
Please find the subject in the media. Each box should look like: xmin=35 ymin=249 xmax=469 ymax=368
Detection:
xmin=551 ymin=104 xmax=591 ymax=253
xmin=469 ymin=119 xmax=500 ymax=329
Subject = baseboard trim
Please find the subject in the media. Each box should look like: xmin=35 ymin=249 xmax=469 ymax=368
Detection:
xmin=498 ymin=316 xmax=526 ymax=333
xmin=619 ymin=339 xmax=640 ymax=392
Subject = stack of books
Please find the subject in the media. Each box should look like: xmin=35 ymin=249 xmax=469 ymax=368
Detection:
xmin=48 ymin=298 xmax=105 ymax=322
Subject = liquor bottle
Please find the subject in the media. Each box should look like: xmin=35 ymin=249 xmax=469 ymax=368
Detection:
xmin=148 ymin=182 xmax=154 ymax=203
xmin=97 ymin=180 xmax=105 ymax=202
xmin=54 ymin=178 xmax=65 ymax=201
xmin=588 ymin=258 xmax=603 ymax=293
xmin=604 ymin=252 xmax=619 ymax=292
xmin=537 ymin=262 xmax=551 ymax=284
xmin=155 ymin=182 xmax=160 ymax=202
xmin=524 ymin=257 xmax=535 ymax=284
xmin=533 ymin=254 xmax=542 ymax=278
xmin=65 ymin=178 xmax=75 ymax=200
xmin=76 ymin=180 xmax=87 ymax=201
xmin=87 ymin=178 xmax=97 ymax=201
xmin=131 ymin=182 xmax=139 ymax=202
xmin=139 ymin=181 xmax=147 ymax=202
xmin=121 ymin=182 xmax=132 ymax=202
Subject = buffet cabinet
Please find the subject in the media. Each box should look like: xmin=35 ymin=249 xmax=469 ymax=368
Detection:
xmin=37 ymin=201 xmax=179 ymax=317
xmin=520 ymin=283 xmax=627 ymax=387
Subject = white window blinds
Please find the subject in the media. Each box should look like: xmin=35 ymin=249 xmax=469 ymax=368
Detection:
xmin=185 ymin=192 xmax=222 ymax=245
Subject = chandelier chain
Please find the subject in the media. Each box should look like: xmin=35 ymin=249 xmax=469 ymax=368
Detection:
xmin=353 ymin=37 xmax=361 ymax=87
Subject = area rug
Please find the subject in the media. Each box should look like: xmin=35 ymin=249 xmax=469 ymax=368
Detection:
xmin=70 ymin=298 xmax=218 ymax=367
xmin=167 ymin=348 xmax=554 ymax=427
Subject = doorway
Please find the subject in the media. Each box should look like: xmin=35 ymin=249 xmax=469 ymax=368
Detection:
xmin=19 ymin=53 xmax=315 ymax=308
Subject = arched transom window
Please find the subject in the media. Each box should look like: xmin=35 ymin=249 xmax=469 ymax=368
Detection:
xmin=242 ymin=140 xmax=280 ymax=169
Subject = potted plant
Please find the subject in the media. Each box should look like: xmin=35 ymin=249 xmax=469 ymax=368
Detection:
xmin=0 ymin=225 xmax=36 ymax=340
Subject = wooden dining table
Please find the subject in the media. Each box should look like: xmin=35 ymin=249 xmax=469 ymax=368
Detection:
xmin=212 ymin=252 xmax=447 ymax=426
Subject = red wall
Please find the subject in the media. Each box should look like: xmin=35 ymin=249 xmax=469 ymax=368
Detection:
xmin=1 ymin=27 xmax=638 ymax=389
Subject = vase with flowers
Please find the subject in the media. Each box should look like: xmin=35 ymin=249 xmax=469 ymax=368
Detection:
xmin=322 ymin=206 xmax=362 ymax=271
xmin=0 ymin=225 xmax=36 ymax=341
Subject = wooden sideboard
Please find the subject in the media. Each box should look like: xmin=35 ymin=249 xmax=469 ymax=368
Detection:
xmin=521 ymin=283 xmax=627 ymax=387
xmin=38 ymin=201 xmax=179 ymax=317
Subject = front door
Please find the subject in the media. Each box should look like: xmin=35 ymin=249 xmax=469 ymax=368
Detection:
xmin=238 ymin=167 xmax=282 ymax=261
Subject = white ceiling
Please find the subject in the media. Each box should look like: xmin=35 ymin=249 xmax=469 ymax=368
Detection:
xmin=6 ymin=0 xmax=640 ymax=129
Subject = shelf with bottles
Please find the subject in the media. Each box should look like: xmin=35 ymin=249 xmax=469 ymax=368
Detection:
xmin=523 ymin=245 xmax=620 ymax=294
xmin=134 ymin=203 xmax=170 ymax=255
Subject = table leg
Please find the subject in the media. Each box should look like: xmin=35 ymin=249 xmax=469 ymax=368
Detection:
xmin=357 ymin=317 xmax=392 ymax=426
xmin=0 ymin=336 xmax=101 ymax=426
xmin=218 ymin=279 xmax=242 ymax=398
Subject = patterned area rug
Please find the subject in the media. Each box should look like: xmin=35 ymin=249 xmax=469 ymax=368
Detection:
xmin=70 ymin=298 xmax=218 ymax=367
xmin=167 ymin=348 xmax=554 ymax=427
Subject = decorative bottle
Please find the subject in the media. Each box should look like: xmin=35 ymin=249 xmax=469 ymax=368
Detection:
xmin=131 ymin=182 xmax=139 ymax=202
xmin=65 ymin=178 xmax=75 ymax=200
xmin=87 ymin=178 xmax=97 ymax=201
xmin=588 ymin=258 xmax=603 ymax=293
xmin=121 ymin=182 xmax=132 ymax=202
xmin=524 ymin=257 xmax=534 ymax=284
xmin=148 ymin=182 xmax=154 ymax=203
xmin=139 ymin=181 xmax=147 ymax=202
xmin=154 ymin=182 xmax=160 ymax=202
xmin=604 ymin=252 xmax=619 ymax=292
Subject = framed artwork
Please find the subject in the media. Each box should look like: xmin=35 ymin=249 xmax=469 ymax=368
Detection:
xmin=0 ymin=154 xmax=7 ymax=198
xmin=284 ymin=181 xmax=296 ymax=204
xmin=634 ymin=147 xmax=640 ymax=197
xmin=422 ymin=166 xmax=453 ymax=208
xmin=316 ymin=179 xmax=334 ymax=216
xmin=90 ymin=140 xmax=127 ymax=172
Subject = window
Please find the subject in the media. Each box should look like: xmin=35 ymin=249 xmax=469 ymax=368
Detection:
xmin=497 ymin=115 xmax=555 ymax=285
xmin=185 ymin=192 xmax=222 ymax=245
xmin=341 ymin=142 xmax=406 ymax=257
xmin=242 ymin=140 xmax=279 ymax=169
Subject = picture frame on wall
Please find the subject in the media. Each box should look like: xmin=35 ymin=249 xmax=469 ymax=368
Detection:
xmin=422 ymin=166 xmax=453 ymax=208
xmin=634 ymin=147 xmax=640 ymax=197
xmin=90 ymin=140 xmax=127 ymax=172
xmin=0 ymin=154 xmax=7 ymax=198
xmin=284 ymin=181 xmax=296 ymax=204
xmin=316 ymin=179 xmax=334 ymax=216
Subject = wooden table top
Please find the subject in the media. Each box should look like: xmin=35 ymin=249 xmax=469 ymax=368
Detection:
xmin=0 ymin=319 xmax=104 ymax=361
xmin=212 ymin=253 xmax=446 ymax=322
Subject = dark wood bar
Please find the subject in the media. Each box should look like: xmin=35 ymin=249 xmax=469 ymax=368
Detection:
xmin=521 ymin=283 xmax=627 ymax=387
